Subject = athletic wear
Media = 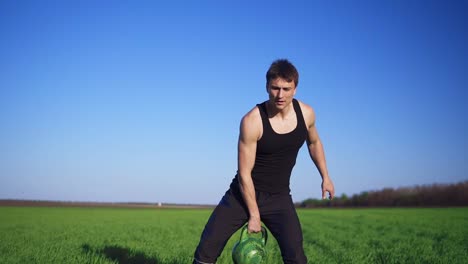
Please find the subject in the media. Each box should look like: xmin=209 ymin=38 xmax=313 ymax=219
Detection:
xmin=194 ymin=99 xmax=309 ymax=263
xmin=243 ymin=98 xmax=308 ymax=194
xmin=193 ymin=186 xmax=307 ymax=264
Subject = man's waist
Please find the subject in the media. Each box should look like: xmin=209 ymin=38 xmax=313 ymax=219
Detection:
xmin=231 ymin=173 xmax=291 ymax=195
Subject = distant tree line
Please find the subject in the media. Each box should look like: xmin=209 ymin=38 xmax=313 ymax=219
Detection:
xmin=298 ymin=181 xmax=468 ymax=208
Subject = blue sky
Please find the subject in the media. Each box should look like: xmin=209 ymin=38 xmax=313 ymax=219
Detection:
xmin=1 ymin=0 xmax=467 ymax=204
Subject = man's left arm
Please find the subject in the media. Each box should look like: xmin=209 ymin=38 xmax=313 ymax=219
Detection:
xmin=302 ymin=102 xmax=335 ymax=199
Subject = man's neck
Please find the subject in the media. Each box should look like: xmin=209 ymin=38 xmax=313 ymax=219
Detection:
xmin=265 ymin=100 xmax=295 ymax=120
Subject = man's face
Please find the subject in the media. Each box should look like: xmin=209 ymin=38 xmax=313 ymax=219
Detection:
xmin=267 ymin=77 xmax=297 ymax=110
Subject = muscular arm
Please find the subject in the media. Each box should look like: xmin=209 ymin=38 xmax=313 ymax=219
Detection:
xmin=301 ymin=102 xmax=335 ymax=199
xmin=237 ymin=108 xmax=262 ymax=232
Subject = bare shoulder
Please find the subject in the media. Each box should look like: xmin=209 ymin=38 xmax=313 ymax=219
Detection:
xmin=240 ymin=106 xmax=262 ymax=141
xmin=242 ymin=106 xmax=261 ymax=122
xmin=297 ymin=99 xmax=316 ymax=128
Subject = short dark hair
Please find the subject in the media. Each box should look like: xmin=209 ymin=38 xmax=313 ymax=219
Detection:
xmin=266 ymin=59 xmax=299 ymax=87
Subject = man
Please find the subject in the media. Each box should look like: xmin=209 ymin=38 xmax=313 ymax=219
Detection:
xmin=193 ymin=59 xmax=335 ymax=264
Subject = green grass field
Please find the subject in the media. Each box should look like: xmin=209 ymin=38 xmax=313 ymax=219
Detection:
xmin=0 ymin=206 xmax=467 ymax=263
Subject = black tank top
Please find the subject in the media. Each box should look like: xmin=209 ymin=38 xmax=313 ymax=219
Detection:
xmin=232 ymin=99 xmax=308 ymax=194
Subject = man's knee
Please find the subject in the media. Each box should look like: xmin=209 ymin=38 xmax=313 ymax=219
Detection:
xmin=280 ymin=241 xmax=308 ymax=264
xmin=282 ymin=251 xmax=308 ymax=264
xmin=193 ymin=237 xmax=227 ymax=264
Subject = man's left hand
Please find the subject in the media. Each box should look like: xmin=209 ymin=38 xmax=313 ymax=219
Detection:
xmin=321 ymin=178 xmax=335 ymax=200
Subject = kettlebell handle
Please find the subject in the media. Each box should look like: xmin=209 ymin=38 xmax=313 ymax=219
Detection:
xmin=239 ymin=225 xmax=268 ymax=246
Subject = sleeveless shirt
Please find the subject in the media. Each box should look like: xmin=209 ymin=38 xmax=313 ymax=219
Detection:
xmin=233 ymin=99 xmax=308 ymax=194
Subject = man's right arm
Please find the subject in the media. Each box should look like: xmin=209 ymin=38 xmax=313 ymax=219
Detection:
xmin=237 ymin=108 xmax=262 ymax=233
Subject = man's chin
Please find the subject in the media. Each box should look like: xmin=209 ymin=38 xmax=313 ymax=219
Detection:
xmin=274 ymin=101 xmax=289 ymax=108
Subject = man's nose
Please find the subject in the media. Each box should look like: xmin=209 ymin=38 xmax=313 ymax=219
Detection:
xmin=278 ymin=89 xmax=284 ymax=98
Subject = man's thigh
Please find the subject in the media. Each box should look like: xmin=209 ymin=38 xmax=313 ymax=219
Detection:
xmin=260 ymin=194 xmax=307 ymax=264
xmin=194 ymin=188 xmax=249 ymax=263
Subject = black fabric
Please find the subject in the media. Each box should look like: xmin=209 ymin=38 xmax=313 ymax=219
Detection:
xmin=193 ymin=186 xmax=307 ymax=264
xmin=235 ymin=98 xmax=308 ymax=194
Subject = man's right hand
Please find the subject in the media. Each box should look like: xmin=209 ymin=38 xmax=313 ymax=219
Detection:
xmin=247 ymin=215 xmax=262 ymax=233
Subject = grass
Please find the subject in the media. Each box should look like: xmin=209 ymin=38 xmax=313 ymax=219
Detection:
xmin=0 ymin=206 xmax=467 ymax=263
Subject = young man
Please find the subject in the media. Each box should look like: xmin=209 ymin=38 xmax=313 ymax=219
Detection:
xmin=193 ymin=59 xmax=335 ymax=264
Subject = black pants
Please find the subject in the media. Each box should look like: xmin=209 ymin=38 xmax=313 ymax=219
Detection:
xmin=193 ymin=186 xmax=307 ymax=264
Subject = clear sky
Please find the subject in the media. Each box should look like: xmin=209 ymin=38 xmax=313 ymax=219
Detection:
xmin=1 ymin=0 xmax=467 ymax=205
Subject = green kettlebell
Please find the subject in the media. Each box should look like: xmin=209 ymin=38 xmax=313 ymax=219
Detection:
xmin=232 ymin=225 xmax=268 ymax=264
